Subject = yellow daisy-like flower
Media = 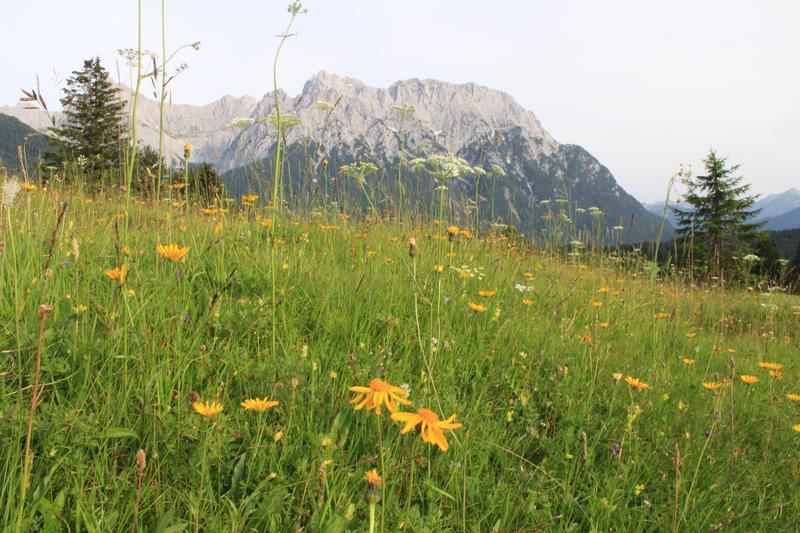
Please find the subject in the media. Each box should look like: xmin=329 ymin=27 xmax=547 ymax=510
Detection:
xmin=758 ymin=362 xmax=783 ymax=371
xmin=105 ymin=265 xmax=126 ymax=284
xmin=599 ymin=322 xmax=610 ymax=329
xmin=682 ymin=358 xmax=697 ymax=366
xmin=446 ymin=225 xmax=460 ymax=237
xmin=685 ymin=332 xmax=697 ymax=338
xmin=597 ymin=287 xmax=610 ymax=294
xmin=468 ymin=302 xmax=487 ymax=313
xmin=478 ymin=290 xmax=496 ymax=298
xmin=654 ymin=312 xmax=672 ymax=320
xmin=625 ymin=376 xmax=650 ymax=391
xmin=242 ymin=194 xmax=259 ymax=203
xmin=433 ymin=264 xmax=445 ymax=273
xmin=793 ymin=423 xmax=800 ymax=433
xmin=522 ymin=299 xmax=534 ymax=306
xmin=21 ymin=182 xmax=37 ymax=191
xmin=193 ymin=401 xmax=224 ymax=417
xmin=390 ymin=407 xmax=462 ymax=451
xmin=592 ymin=301 xmax=604 ymax=308
xmin=349 ymin=378 xmax=411 ymax=416
xmin=612 ymin=373 xmax=623 ymax=382
xmin=364 ymin=469 xmax=382 ymax=486
xmin=241 ymin=397 xmax=280 ymax=412
xmin=168 ymin=183 xmax=185 ymax=190
xmin=157 ymin=244 xmax=190 ymax=262
xmin=461 ymin=230 xmax=473 ymax=239
xmin=770 ymin=370 xmax=783 ymax=380
xmin=201 ymin=207 xmax=220 ymax=216
xmin=786 ymin=393 xmax=800 ymax=402
xmin=739 ymin=374 xmax=759 ymax=385
xmin=702 ymin=382 xmax=724 ymax=391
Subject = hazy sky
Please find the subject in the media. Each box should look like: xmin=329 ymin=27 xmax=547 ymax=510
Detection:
xmin=2 ymin=1 xmax=798 ymax=201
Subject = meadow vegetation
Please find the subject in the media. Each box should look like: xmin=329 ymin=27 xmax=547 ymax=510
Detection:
xmin=1 ymin=2 xmax=799 ymax=531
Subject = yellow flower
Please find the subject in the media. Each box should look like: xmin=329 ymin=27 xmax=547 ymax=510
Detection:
xmin=612 ymin=373 xmax=623 ymax=382
xmin=364 ymin=469 xmax=382 ymax=486
xmin=794 ymin=423 xmax=800 ymax=433
xmin=349 ymin=378 xmax=412 ymax=416
xmin=446 ymin=225 xmax=459 ymax=236
xmin=241 ymin=397 xmax=280 ymax=412
xmin=739 ymin=374 xmax=759 ymax=385
xmin=478 ymin=290 xmax=496 ymax=298
xmin=391 ymin=407 xmax=462 ymax=451
xmin=770 ymin=370 xmax=783 ymax=380
xmin=77 ymin=304 xmax=88 ymax=313
xmin=461 ymin=229 xmax=473 ymax=239
xmin=758 ymin=362 xmax=783 ymax=371
xmin=522 ymin=299 xmax=534 ymax=306
xmin=184 ymin=143 xmax=191 ymax=158
xmin=654 ymin=312 xmax=672 ymax=320
xmin=685 ymin=332 xmax=697 ymax=338
xmin=599 ymin=322 xmax=609 ymax=329
xmin=157 ymin=244 xmax=190 ymax=262
xmin=702 ymin=382 xmax=724 ymax=391
xmin=625 ymin=376 xmax=650 ymax=391
xmin=21 ymin=182 xmax=37 ymax=191
xmin=592 ymin=301 xmax=604 ymax=308
xmin=168 ymin=183 xmax=185 ymax=190
xmin=597 ymin=287 xmax=609 ymax=294
xmin=786 ymin=393 xmax=800 ymax=402
xmin=193 ymin=401 xmax=224 ymax=417
xmin=273 ymin=430 xmax=284 ymax=442
xmin=202 ymin=207 xmax=219 ymax=216
xmin=682 ymin=358 xmax=696 ymax=366
xmin=329 ymin=371 xmax=338 ymax=380
xmin=468 ymin=302 xmax=487 ymax=313
xmin=105 ymin=265 xmax=126 ymax=284
xmin=433 ymin=264 xmax=445 ymax=273
xmin=242 ymin=194 xmax=259 ymax=203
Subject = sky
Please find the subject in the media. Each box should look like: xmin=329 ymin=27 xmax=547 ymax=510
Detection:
xmin=2 ymin=0 xmax=798 ymax=202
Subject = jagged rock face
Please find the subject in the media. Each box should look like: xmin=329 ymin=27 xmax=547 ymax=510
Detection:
xmin=222 ymin=71 xmax=666 ymax=241
xmin=3 ymin=71 xmax=668 ymax=240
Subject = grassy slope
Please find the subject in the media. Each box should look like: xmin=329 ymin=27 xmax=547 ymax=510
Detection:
xmin=1 ymin=188 xmax=799 ymax=531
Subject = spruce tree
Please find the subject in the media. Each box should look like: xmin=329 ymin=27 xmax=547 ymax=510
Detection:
xmin=673 ymin=150 xmax=765 ymax=275
xmin=48 ymin=57 xmax=126 ymax=182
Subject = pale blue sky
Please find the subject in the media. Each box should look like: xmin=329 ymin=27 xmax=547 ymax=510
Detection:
xmin=2 ymin=1 xmax=798 ymax=201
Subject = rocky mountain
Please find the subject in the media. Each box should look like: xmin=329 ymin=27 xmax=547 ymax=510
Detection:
xmin=754 ymin=188 xmax=800 ymax=220
xmin=764 ymin=207 xmax=800 ymax=231
xmin=220 ymin=72 xmax=669 ymax=241
xmin=3 ymin=72 xmax=670 ymax=240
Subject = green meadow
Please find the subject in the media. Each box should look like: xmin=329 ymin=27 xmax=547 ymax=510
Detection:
xmin=1 ymin=186 xmax=799 ymax=531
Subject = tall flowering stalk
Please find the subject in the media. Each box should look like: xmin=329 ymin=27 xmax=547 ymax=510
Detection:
xmin=269 ymin=2 xmax=306 ymax=358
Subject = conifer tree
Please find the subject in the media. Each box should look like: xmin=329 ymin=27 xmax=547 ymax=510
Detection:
xmin=673 ymin=150 xmax=764 ymax=275
xmin=48 ymin=57 xmax=126 ymax=182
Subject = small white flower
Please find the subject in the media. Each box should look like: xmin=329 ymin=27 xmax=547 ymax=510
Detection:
xmin=742 ymin=254 xmax=760 ymax=262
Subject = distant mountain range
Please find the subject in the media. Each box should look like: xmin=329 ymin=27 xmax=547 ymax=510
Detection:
xmin=643 ymin=187 xmax=800 ymax=231
xmin=0 ymin=113 xmax=52 ymax=173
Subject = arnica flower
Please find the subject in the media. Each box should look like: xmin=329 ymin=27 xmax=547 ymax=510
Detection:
xmin=758 ymin=362 xmax=783 ymax=371
xmin=625 ymin=376 xmax=650 ymax=391
xmin=364 ymin=469 xmax=382 ymax=486
xmin=390 ymin=408 xmax=462 ymax=451
xmin=157 ymin=244 xmax=190 ymax=262
xmin=433 ymin=264 xmax=445 ymax=273
xmin=682 ymin=358 xmax=697 ymax=366
xmin=184 ymin=143 xmax=191 ymax=158
xmin=21 ymin=182 xmax=37 ymax=191
xmin=468 ymin=302 xmax=487 ymax=313
xmin=739 ymin=374 xmax=759 ymax=385
xmin=786 ymin=393 xmax=800 ymax=402
xmin=241 ymin=397 xmax=280 ymax=412
xmin=242 ymin=194 xmax=259 ymax=203
xmin=349 ymin=378 xmax=411 ymax=416
xmin=522 ymin=299 xmax=534 ymax=306
xmin=446 ymin=226 xmax=459 ymax=240
xmin=794 ymin=423 xmax=800 ymax=433
xmin=599 ymin=322 xmax=610 ymax=329
xmin=654 ymin=312 xmax=672 ymax=320
xmin=597 ymin=286 xmax=610 ymax=294
xmin=478 ymin=290 xmax=496 ymax=298
xmin=105 ymin=265 xmax=126 ymax=284
xmin=461 ymin=230 xmax=473 ymax=239
xmin=193 ymin=401 xmax=224 ymax=417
